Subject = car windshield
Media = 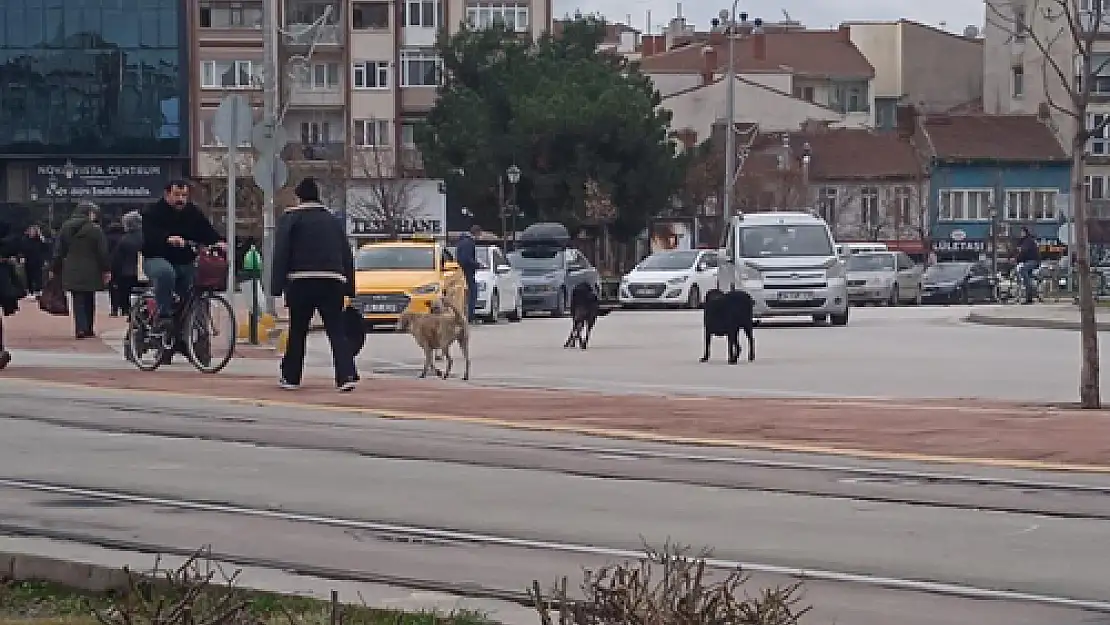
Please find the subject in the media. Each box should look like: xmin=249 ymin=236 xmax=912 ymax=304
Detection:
xmin=925 ymin=263 xmax=970 ymax=281
xmin=355 ymin=246 xmax=435 ymax=270
xmin=738 ymin=224 xmax=834 ymax=257
xmin=846 ymin=254 xmax=895 ymax=272
xmin=508 ymin=247 xmax=564 ymax=273
xmin=637 ymin=250 xmax=700 ymax=271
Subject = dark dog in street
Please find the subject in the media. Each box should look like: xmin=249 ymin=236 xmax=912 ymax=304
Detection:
xmin=564 ymin=282 xmax=610 ymax=349
xmin=700 ymin=288 xmax=755 ymax=364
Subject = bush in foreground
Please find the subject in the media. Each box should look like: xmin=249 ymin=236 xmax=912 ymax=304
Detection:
xmin=529 ymin=542 xmax=810 ymax=625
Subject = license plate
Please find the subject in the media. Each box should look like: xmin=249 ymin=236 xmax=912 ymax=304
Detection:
xmin=633 ymin=289 xmax=654 ymax=296
xmin=365 ymin=303 xmax=396 ymax=313
xmin=777 ymin=291 xmax=813 ymax=301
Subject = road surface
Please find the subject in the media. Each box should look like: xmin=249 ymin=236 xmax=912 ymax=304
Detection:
xmin=0 ymin=385 xmax=1105 ymax=625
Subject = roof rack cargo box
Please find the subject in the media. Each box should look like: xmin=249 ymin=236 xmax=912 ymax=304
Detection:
xmin=518 ymin=222 xmax=570 ymax=248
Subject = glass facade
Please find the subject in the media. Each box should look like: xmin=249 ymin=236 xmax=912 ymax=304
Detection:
xmin=0 ymin=0 xmax=186 ymax=157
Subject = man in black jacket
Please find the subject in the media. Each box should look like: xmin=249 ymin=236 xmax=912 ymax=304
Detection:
xmin=455 ymin=225 xmax=481 ymax=322
xmin=1013 ymin=226 xmax=1041 ymax=304
xmin=271 ymin=177 xmax=358 ymax=392
xmin=141 ymin=180 xmax=224 ymax=322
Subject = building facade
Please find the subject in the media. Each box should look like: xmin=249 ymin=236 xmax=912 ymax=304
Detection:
xmin=0 ymin=0 xmax=189 ymax=228
xmin=916 ymin=113 xmax=1071 ymax=261
xmin=191 ymin=0 xmax=552 ymax=229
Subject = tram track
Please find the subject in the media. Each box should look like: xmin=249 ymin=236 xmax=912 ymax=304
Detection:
xmin=3 ymin=398 xmax=1110 ymax=521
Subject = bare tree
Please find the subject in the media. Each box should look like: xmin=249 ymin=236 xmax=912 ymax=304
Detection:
xmin=583 ymin=178 xmax=618 ymax=275
xmin=348 ymin=144 xmax=428 ymax=239
xmin=735 ymin=164 xmax=809 ymax=212
xmin=987 ymin=0 xmax=1103 ymax=407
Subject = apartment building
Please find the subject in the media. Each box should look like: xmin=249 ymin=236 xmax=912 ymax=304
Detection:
xmin=190 ymin=0 xmax=552 ymax=208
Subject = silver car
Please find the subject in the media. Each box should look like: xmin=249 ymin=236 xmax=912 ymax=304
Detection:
xmin=845 ymin=251 xmax=923 ymax=306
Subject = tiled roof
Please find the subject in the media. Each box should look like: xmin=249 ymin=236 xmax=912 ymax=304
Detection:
xmin=639 ymin=30 xmax=874 ymax=78
xmin=801 ymin=129 xmax=923 ymax=180
xmin=920 ymin=114 xmax=1067 ymax=162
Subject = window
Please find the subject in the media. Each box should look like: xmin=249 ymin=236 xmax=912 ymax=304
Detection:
xmin=305 ymin=63 xmax=340 ymax=89
xmin=287 ymin=1 xmax=334 ymax=24
xmin=1006 ymin=189 xmax=1058 ymax=220
xmin=893 ymin=186 xmax=914 ymax=225
xmin=201 ymin=118 xmax=251 ymax=147
xmin=1077 ymin=54 xmax=1110 ymax=94
xmin=1013 ymin=5 xmax=1027 ymax=40
xmin=401 ymin=49 xmax=441 ymax=86
xmin=401 ymin=123 xmax=416 ymax=146
xmin=201 ymin=60 xmax=258 ymax=89
xmin=300 ymin=121 xmax=331 ymax=144
xmin=832 ymin=81 xmax=869 ymax=113
xmin=352 ymin=1 xmax=390 ymax=28
xmin=1012 ymin=65 xmax=1024 ymax=98
xmin=860 ymin=186 xmax=880 ymax=226
xmin=938 ymin=189 xmax=992 ymax=221
xmin=466 ymin=3 xmax=531 ymax=32
xmin=1087 ymin=113 xmax=1110 ymax=154
xmin=1079 ymin=0 xmax=1110 ymax=31
xmin=352 ymin=61 xmax=390 ymax=88
xmin=354 ymin=119 xmax=390 ymax=146
xmin=1087 ymin=174 xmax=1107 ymax=199
xmin=199 ymin=1 xmax=264 ymax=28
xmin=402 ymin=0 xmax=439 ymax=27
xmin=818 ymin=186 xmax=839 ymax=224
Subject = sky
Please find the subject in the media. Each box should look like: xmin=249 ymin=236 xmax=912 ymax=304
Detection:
xmin=556 ymin=0 xmax=984 ymax=35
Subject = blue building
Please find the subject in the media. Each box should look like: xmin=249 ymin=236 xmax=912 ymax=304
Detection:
xmin=917 ymin=114 xmax=1071 ymax=261
xmin=0 ymin=0 xmax=189 ymax=227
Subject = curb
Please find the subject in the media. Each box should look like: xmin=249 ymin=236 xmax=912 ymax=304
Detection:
xmin=1 ymin=550 xmax=136 ymax=593
xmin=965 ymin=312 xmax=1110 ymax=332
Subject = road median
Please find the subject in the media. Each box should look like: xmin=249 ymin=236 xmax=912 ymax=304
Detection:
xmin=5 ymin=368 xmax=1110 ymax=470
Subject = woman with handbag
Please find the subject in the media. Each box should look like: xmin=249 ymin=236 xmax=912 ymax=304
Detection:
xmin=52 ymin=201 xmax=111 ymax=339
xmin=0 ymin=221 xmax=28 ymax=370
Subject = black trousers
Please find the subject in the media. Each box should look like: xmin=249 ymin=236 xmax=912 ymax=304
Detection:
xmin=69 ymin=290 xmax=96 ymax=336
xmin=24 ymin=261 xmax=43 ymax=294
xmin=109 ymin=276 xmax=137 ymax=315
xmin=280 ymin=278 xmax=356 ymax=386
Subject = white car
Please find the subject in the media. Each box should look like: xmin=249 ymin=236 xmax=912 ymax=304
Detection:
xmin=467 ymin=245 xmax=524 ymax=322
xmin=619 ymin=249 xmax=720 ymax=308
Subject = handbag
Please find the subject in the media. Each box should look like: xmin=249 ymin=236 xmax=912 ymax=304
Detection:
xmin=194 ymin=247 xmax=229 ymax=291
xmin=38 ymin=274 xmax=69 ymax=316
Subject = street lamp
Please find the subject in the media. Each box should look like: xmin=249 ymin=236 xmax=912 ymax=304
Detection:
xmin=506 ymin=164 xmax=521 ymax=249
xmin=722 ymin=9 xmax=762 ymax=224
xmin=989 ymin=206 xmax=999 ymax=300
xmin=801 ymin=141 xmax=812 ymax=213
xmin=46 ymin=175 xmax=60 ymax=230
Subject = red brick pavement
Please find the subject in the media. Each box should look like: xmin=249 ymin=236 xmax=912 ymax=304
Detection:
xmin=6 ymin=366 xmax=1110 ymax=467
xmin=3 ymin=299 xmax=125 ymax=354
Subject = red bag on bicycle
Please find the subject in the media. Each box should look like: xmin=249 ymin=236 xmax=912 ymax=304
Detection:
xmin=194 ymin=247 xmax=229 ymax=291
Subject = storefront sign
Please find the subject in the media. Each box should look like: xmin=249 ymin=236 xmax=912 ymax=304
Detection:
xmin=29 ymin=161 xmax=170 ymax=201
xmin=346 ymin=180 xmax=447 ymax=239
xmin=933 ymin=239 xmax=986 ymax=252
xmin=349 ymin=215 xmax=445 ymax=237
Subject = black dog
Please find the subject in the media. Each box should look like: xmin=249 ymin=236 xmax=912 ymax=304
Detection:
xmin=700 ymin=288 xmax=755 ymax=364
xmin=564 ymin=282 xmax=609 ymax=349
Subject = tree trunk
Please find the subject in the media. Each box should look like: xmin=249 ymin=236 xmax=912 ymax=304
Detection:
xmin=1072 ymin=145 xmax=1101 ymax=408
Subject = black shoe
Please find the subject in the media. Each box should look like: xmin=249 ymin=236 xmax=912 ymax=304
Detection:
xmin=337 ymin=377 xmax=357 ymax=392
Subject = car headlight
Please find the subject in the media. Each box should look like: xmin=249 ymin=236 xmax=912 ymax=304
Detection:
xmin=739 ymin=264 xmax=761 ymax=281
xmin=667 ymin=275 xmax=688 ymax=285
xmin=411 ymin=283 xmax=440 ymax=295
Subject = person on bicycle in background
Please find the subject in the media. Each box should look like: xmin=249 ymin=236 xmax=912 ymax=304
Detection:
xmin=1012 ymin=226 xmax=1041 ymax=304
xmin=141 ymin=181 xmax=225 ymax=333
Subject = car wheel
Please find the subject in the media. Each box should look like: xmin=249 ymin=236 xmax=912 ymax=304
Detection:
xmin=812 ymin=314 xmax=828 ymax=325
xmin=888 ymin=285 xmax=899 ymax=306
xmin=830 ymin=308 xmax=849 ymax=326
xmin=687 ymin=285 xmax=701 ymax=309
xmin=552 ymin=288 xmax=567 ymax=317
xmin=484 ymin=290 xmax=499 ymax=323
xmin=507 ymin=291 xmax=523 ymax=322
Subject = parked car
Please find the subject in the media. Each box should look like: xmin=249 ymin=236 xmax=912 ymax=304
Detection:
xmin=920 ymin=261 xmax=995 ymax=305
xmin=717 ymin=211 xmax=849 ymax=326
xmin=619 ymin=249 xmax=719 ymax=308
xmin=508 ymin=223 xmax=600 ymax=316
xmin=845 ymin=251 xmax=923 ymax=306
xmin=448 ymin=244 xmax=523 ymax=322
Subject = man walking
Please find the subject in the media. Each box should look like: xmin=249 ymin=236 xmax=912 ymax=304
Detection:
xmin=271 ymin=177 xmax=358 ymax=392
xmin=455 ymin=224 xmax=481 ymax=322
xmin=19 ymin=225 xmax=48 ymax=296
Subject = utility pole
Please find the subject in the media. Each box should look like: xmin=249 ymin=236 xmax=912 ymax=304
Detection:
xmin=260 ymin=0 xmax=280 ymax=315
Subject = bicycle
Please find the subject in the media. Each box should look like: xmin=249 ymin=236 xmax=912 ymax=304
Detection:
xmin=124 ymin=243 xmax=237 ymax=373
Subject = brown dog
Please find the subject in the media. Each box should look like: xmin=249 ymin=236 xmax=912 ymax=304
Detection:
xmin=397 ymin=296 xmax=471 ymax=380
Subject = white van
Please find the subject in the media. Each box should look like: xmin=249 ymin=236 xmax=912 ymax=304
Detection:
xmin=836 ymin=242 xmax=889 ymax=256
xmin=718 ymin=212 xmax=849 ymax=326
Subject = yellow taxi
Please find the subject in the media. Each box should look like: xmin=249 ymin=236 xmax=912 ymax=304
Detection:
xmin=352 ymin=238 xmax=467 ymax=326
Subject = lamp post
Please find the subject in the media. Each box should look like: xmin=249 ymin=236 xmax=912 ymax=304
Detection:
xmin=46 ymin=175 xmax=60 ymax=230
xmin=506 ymin=164 xmax=521 ymax=249
xmin=801 ymin=141 xmax=812 ymax=213
xmin=722 ymin=9 xmax=762 ymax=224
xmin=989 ymin=206 xmax=999 ymax=301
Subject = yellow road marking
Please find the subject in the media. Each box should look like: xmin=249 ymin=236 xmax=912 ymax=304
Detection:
xmin=4 ymin=376 xmax=1110 ymax=474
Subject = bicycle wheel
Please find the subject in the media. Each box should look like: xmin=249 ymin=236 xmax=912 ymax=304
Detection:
xmin=126 ymin=295 xmax=168 ymax=371
xmin=183 ymin=292 xmax=236 ymax=374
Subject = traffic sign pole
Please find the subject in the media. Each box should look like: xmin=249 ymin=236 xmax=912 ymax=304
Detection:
xmin=213 ymin=94 xmax=252 ymax=302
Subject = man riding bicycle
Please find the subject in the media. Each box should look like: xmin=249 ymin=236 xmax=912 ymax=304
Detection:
xmin=1012 ymin=226 xmax=1041 ymax=305
xmin=141 ymin=181 xmax=225 ymax=340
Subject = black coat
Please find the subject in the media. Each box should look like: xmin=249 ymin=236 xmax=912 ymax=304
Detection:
xmin=111 ymin=230 xmax=143 ymax=278
xmin=141 ymin=199 xmax=221 ymax=266
xmin=0 ymin=223 xmax=25 ymax=315
xmin=270 ymin=202 xmax=354 ymax=297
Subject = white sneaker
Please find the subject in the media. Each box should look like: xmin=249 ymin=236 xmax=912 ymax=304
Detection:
xmin=278 ymin=378 xmax=299 ymax=390
xmin=337 ymin=378 xmax=357 ymax=392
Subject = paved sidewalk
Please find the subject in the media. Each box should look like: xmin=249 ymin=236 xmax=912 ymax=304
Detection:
xmin=966 ymin=303 xmax=1110 ymax=331
xmin=5 ymin=366 xmax=1110 ymax=468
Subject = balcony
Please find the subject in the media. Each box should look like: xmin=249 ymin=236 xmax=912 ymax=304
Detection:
xmin=284 ymin=142 xmax=347 ymax=165
xmin=286 ymin=84 xmax=344 ymax=108
xmin=284 ymin=23 xmax=343 ymax=48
